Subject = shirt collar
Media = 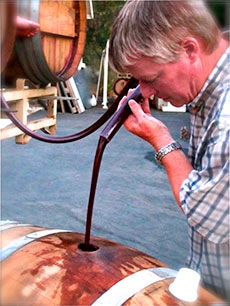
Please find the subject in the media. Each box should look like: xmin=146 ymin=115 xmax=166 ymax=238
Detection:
xmin=189 ymin=38 xmax=230 ymax=111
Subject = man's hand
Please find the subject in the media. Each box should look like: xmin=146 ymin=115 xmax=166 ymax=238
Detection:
xmin=119 ymin=89 xmax=174 ymax=150
xmin=119 ymin=88 xmax=193 ymax=209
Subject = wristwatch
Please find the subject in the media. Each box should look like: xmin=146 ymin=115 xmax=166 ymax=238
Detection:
xmin=155 ymin=141 xmax=182 ymax=165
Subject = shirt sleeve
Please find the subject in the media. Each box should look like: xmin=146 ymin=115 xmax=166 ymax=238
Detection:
xmin=180 ymin=127 xmax=229 ymax=244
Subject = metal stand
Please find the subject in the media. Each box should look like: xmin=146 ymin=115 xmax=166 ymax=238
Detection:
xmin=96 ymin=40 xmax=109 ymax=109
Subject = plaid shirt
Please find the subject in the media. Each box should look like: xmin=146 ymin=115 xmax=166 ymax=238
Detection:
xmin=180 ymin=46 xmax=230 ymax=299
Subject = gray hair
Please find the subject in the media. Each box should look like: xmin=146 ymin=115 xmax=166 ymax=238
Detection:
xmin=109 ymin=0 xmax=221 ymax=73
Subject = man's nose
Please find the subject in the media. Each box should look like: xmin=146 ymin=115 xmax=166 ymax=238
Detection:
xmin=139 ymin=82 xmax=157 ymax=98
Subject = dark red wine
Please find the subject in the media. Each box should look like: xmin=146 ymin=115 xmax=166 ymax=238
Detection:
xmin=79 ymin=85 xmax=142 ymax=251
xmin=82 ymin=136 xmax=107 ymax=249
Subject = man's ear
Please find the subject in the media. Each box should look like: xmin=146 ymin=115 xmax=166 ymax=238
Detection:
xmin=181 ymin=37 xmax=200 ymax=63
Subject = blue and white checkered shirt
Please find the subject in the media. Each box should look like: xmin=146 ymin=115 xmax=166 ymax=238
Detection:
xmin=180 ymin=46 xmax=230 ymax=300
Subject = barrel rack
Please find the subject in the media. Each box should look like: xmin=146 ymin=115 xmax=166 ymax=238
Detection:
xmin=0 ymin=78 xmax=57 ymax=144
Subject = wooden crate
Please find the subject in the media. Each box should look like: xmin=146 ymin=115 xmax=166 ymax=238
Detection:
xmin=1 ymin=79 xmax=57 ymax=144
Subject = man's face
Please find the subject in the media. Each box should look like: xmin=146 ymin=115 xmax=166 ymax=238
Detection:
xmin=126 ymin=54 xmax=201 ymax=107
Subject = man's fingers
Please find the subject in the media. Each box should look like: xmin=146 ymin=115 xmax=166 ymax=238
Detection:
xmin=128 ymin=100 xmax=144 ymax=117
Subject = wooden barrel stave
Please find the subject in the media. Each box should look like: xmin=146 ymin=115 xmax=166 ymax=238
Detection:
xmin=125 ymin=278 xmax=181 ymax=306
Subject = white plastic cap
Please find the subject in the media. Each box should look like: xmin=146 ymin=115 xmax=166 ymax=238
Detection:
xmin=169 ymin=268 xmax=200 ymax=302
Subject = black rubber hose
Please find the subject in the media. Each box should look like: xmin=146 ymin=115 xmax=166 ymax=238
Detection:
xmin=100 ymin=85 xmax=142 ymax=143
xmin=1 ymin=78 xmax=138 ymax=144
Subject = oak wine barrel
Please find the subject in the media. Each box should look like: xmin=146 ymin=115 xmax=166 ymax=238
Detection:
xmin=0 ymin=221 xmax=224 ymax=306
xmin=2 ymin=0 xmax=87 ymax=86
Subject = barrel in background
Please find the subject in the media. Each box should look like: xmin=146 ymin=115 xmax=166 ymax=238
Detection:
xmin=2 ymin=0 xmax=87 ymax=86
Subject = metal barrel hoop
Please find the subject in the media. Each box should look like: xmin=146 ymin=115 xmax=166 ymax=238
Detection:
xmin=59 ymin=0 xmax=87 ymax=80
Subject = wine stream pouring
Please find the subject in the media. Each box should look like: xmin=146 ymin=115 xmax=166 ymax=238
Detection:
xmin=80 ymin=85 xmax=142 ymax=250
xmin=1 ymin=80 xmax=142 ymax=251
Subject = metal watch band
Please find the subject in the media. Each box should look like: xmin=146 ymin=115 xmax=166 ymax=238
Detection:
xmin=155 ymin=141 xmax=182 ymax=165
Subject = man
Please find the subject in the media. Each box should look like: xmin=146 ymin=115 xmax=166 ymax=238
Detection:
xmin=109 ymin=0 xmax=229 ymax=300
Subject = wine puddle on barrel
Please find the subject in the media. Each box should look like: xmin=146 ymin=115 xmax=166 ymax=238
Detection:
xmin=78 ymin=85 xmax=142 ymax=252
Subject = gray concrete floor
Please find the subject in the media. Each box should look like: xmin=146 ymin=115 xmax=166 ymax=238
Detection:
xmin=1 ymin=104 xmax=190 ymax=270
